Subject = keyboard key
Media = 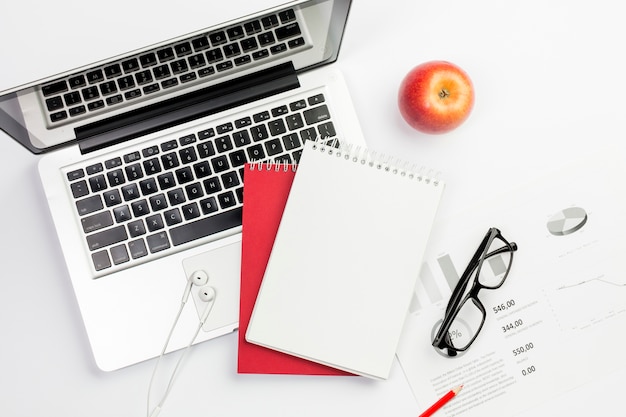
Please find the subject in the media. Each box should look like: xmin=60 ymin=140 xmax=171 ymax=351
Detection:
xmin=209 ymin=31 xmax=227 ymax=46
xmin=221 ymin=171 xmax=240 ymax=188
xmin=147 ymin=232 xmax=170 ymax=253
xmin=129 ymin=239 xmax=148 ymax=259
xmin=42 ymin=80 xmax=68 ymax=97
xmin=105 ymin=157 xmax=123 ymax=169
xmin=125 ymin=163 xmax=144 ymax=181
xmin=142 ymin=145 xmax=159 ymax=157
xmin=92 ymin=250 xmax=111 ymax=271
xmin=170 ymin=206 xmax=242 ymax=246
xmin=157 ymin=47 xmax=175 ymax=62
xmin=121 ymin=184 xmax=140 ymax=201
xmin=253 ymin=111 xmax=270 ymax=123
xmin=143 ymin=84 xmax=160 ymax=95
xmin=205 ymin=48 xmax=224 ymax=63
xmin=192 ymin=37 xmax=210 ymax=51
xmin=241 ymin=38 xmax=258 ymax=52
xmin=218 ymin=191 xmax=237 ymax=209
xmin=229 ymin=150 xmax=247 ymax=167
xmin=146 ymin=214 xmax=165 ymax=232
xmin=304 ymin=105 xmax=330 ymax=125
xmin=318 ymin=122 xmax=336 ymax=138
xmin=216 ymin=61 xmax=233 ymax=72
xmin=161 ymin=152 xmax=180 ymax=170
xmin=103 ymin=64 xmax=121 ymax=79
xmin=174 ymin=42 xmax=193 ymax=57
xmin=188 ymin=54 xmax=206 ymax=69
xmin=216 ymin=122 xmax=233 ymax=134
xmin=81 ymin=211 xmax=114 ymax=233
xmin=143 ymin=158 xmax=162 ymax=175
xmin=103 ymin=189 xmax=122 ymax=207
xmin=149 ymin=194 xmax=168 ymax=211
xmin=139 ymin=53 xmax=157 ymax=68
xmin=88 ymin=100 xmax=105 ymax=111
xmin=275 ymin=23 xmax=301 ymax=40
xmin=86 ymin=225 xmax=128 ymax=251
xmin=113 ymin=205 xmax=132 ymax=223
xmin=139 ymin=178 xmax=158 ymax=195
xmin=268 ymin=119 xmax=286 ymax=135
xmin=181 ymin=203 xmax=201 ymax=220
xmin=211 ymin=155 xmax=230 ymax=173
xmin=199 ymin=197 xmax=219 ymax=215
xmin=279 ymin=9 xmax=296 ymax=23
xmin=261 ymin=15 xmax=279 ymax=29
xmin=176 ymin=166 xmax=194 ymax=184
xmin=223 ymin=43 xmax=241 ymax=58
xmin=265 ymin=138 xmax=283 ymax=156
xmin=258 ymin=32 xmax=275 ymax=46
xmin=110 ymin=245 xmax=130 ymax=265
xmin=252 ymin=49 xmax=270 ymax=60
xmin=86 ymin=162 xmax=104 ymax=174
xmin=234 ymin=55 xmax=251 ymax=66
xmin=270 ymin=43 xmax=288 ymax=54
xmin=124 ymin=151 xmax=141 ymax=163
xmin=167 ymin=188 xmax=187 ymax=206
xmin=308 ymin=94 xmax=325 ymax=105
xmin=106 ymin=95 xmax=123 ymax=106
xmin=45 ymin=96 xmax=64 ymax=111
xmin=67 ymin=169 xmax=85 ymax=181
xmin=157 ymin=172 xmax=176 ymax=190
xmin=131 ymin=199 xmax=150 ymax=217
xmin=288 ymin=37 xmax=305 ymax=49
xmin=227 ymin=26 xmax=245 ymax=40
xmin=244 ymin=20 xmax=262 ymax=35
xmin=68 ymin=75 xmax=86 ymax=89
xmin=250 ymin=125 xmax=269 ymax=141
xmin=86 ymin=69 xmax=104 ymax=84
xmin=100 ymin=81 xmax=118 ymax=95
xmin=197 ymin=142 xmax=216 ymax=159
xmin=128 ymin=220 xmax=146 ymax=237
xmin=135 ymin=70 xmax=153 ymax=85
xmin=164 ymin=208 xmax=183 ymax=226
xmin=124 ymin=89 xmax=142 ymax=100
xmin=170 ymin=59 xmax=188 ymax=74
xmin=203 ymin=177 xmax=222 ymax=194
xmin=153 ymin=64 xmax=171 ymax=80
xmin=89 ymin=174 xmax=107 ymax=192
xmin=122 ymin=58 xmax=140 ymax=73
xmin=193 ymin=161 xmax=212 ymax=178
xmin=215 ymin=136 xmax=234 ymax=153
xmin=69 ymin=106 xmax=86 ymax=117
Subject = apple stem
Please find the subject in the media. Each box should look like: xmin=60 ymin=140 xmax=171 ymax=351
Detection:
xmin=439 ymin=88 xmax=450 ymax=99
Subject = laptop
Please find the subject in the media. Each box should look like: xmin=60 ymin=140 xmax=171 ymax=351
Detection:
xmin=0 ymin=0 xmax=366 ymax=371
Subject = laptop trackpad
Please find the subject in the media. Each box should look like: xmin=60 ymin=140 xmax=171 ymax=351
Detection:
xmin=182 ymin=241 xmax=241 ymax=332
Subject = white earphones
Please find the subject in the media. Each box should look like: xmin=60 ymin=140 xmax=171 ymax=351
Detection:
xmin=147 ymin=271 xmax=217 ymax=417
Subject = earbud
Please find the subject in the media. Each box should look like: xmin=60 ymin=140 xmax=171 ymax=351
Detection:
xmin=181 ymin=270 xmax=209 ymax=303
xmin=198 ymin=287 xmax=217 ymax=324
xmin=198 ymin=286 xmax=215 ymax=302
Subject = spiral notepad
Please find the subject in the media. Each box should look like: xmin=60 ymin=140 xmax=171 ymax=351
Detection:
xmin=246 ymin=139 xmax=445 ymax=379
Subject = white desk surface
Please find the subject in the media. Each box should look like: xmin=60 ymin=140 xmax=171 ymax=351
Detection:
xmin=2 ymin=1 xmax=625 ymax=415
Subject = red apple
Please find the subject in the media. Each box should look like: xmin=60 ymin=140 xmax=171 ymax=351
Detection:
xmin=398 ymin=61 xmax=474 ymax=134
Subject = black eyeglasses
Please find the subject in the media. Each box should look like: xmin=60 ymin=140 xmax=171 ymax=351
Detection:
xmin=432 ymin=228 xmax=518 ymax=357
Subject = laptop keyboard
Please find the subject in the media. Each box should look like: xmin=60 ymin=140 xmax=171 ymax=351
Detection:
xmin=64 ymin=91 xmax=335 ymax=275
xmin=41 ymin=8 xmax=307 ymax=126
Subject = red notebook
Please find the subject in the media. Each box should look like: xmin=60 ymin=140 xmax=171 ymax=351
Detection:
xmin=238 ymin=162 xmax=350 ymax=375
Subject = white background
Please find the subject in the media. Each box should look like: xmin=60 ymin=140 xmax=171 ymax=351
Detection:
xmin=1 ymin=0 xmax=625 ymax=415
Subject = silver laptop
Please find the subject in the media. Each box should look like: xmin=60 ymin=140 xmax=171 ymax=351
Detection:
xmin=0 ymin=0 xmax=366 ymax=371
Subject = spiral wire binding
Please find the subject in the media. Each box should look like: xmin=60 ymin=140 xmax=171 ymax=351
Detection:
xmin=310 ymin=137 xmax=442 ymax=187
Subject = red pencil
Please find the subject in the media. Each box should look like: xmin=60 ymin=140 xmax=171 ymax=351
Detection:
xmin=418 ymin=385 xmax=463 ymax=417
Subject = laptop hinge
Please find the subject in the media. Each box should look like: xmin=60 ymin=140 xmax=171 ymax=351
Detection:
xmin=77 ymin=62 xmax=300 ymax=154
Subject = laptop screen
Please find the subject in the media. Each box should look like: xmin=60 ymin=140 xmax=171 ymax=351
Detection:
xmin=0 ymin=0 xmax=351 ymax=153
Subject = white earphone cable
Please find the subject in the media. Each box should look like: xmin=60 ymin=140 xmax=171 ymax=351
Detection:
xmin=147 ymin=289 xmax=217 ymax=417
